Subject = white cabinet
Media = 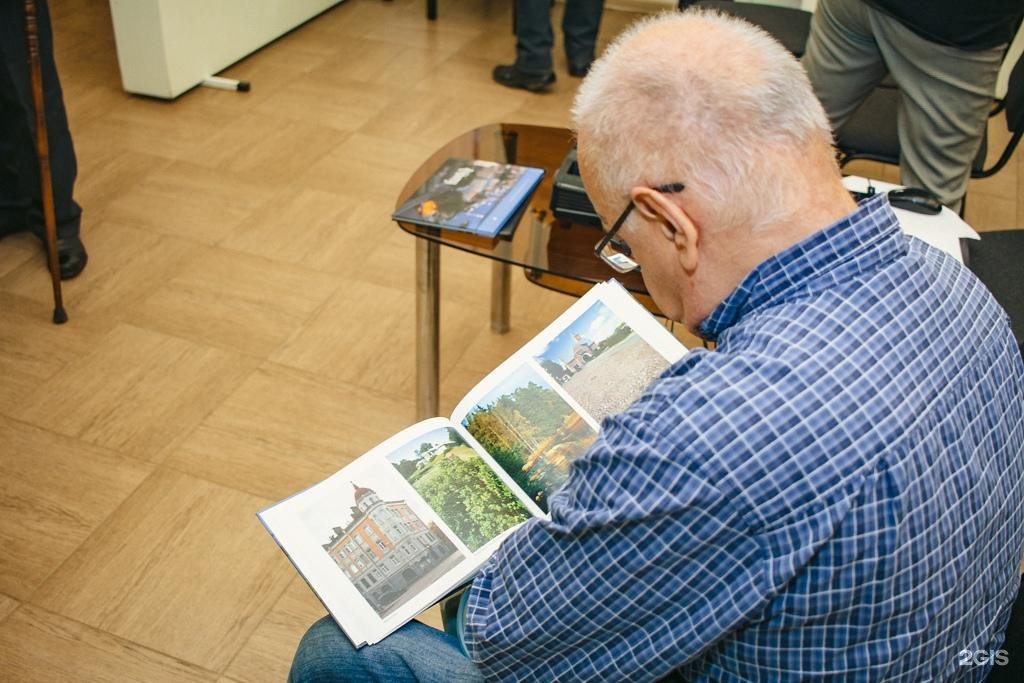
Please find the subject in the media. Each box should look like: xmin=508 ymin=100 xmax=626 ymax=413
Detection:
xmin=108 ymin=0 xmax=346 ymax=99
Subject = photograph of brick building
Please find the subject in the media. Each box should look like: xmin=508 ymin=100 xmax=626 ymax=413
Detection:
xmin=320 ymin=483 xmax=461 ymax=617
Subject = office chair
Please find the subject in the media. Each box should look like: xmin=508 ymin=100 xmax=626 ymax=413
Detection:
xmin=679 ymin=0 xmax=812 ymax=57
xmin=837 ymin=52 xmax=1024 ymax=211
xmin=964 ymin=229 xmax=1024 ymax=358
xmin=986 ymin=577 xmax=1024 ymax=682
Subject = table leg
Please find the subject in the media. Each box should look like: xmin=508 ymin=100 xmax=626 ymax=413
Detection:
xmin=416 ymin=239 xmax=440 ymax=419
xmin=490 ymin=260 xmax=511 ymax=334
xmin=427 ymin=0 xmax=437 ymax=20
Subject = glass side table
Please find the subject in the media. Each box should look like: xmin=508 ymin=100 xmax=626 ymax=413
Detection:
xmin=394 ymin=123 xmax=659 ymax=419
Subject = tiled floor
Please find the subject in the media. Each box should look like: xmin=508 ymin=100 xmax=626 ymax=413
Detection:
xmin=1 ymin=1 xmax=1021 ymax=680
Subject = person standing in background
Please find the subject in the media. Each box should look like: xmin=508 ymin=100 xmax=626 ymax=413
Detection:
xmin=493 ymin=0 xmax=604 ymax=92
xmin=802 ymin=0 xmax=1023 ymax=210
xmin=0 ymin=0 xmax=88 ymax=279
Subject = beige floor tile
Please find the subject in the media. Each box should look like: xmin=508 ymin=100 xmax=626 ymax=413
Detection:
xmin=0 ymin=290 xmax=115 ymax=416
xmin=0 ymin=605 xmax=217 ymax=683
xmin=59 ymin=60 xmax=125 ymax=129
xmin=13 ymin=324 xmax=257 ymax=462
xmin=357 ymin=87 xmax=529 ymax=152
xmin=72 ymin=95 xmax=241 ymax=163
xmin=271 ymin=277 xmax=483 ymax=397
xmin=361 ymin=17 xmax=483 ymax=55
xmin=0 ymin=417 xmax=152 ymax=600
xmin=221 ymin=188 xmax=386 ymax=274
xmin=967 ymin=114 xmax=1020 ymax=205
xmin=436 ymin=276 xmax=579 ymax=381
xmin=253 ymin=73 xmax=398 ymax=133
xmin=290 ymin=0 xmax=390 ymax=40
xmin=219 ymin=38 xmax=337 ymax=110
xmin=32 ymin=468 xmax=291 ymax=673
xmin=440 ymin=323 xmax=549 ymax=414
xmin=165 ymin=362 xmax=414 ymax=501
xmin=223 ymin=577 xmax=326 ymax=683
xmin=187 ymin=113 xmax=350 ymax=186
xmin=72 ymin=145 xmax=173 ymax=225
xmin=456 ymin=25 xmax=520 ymax=63
xmin=345 ymin=228 xmax=516 ymax=305
xmin=416 ymin=603 xmax=445 ymax=631
xmin=964 ymin=194 xmax=1019 ymax=231
xmin=0 ymin=221 xmax=203 ymax=317
xmin=411 ymin=52 xmax=540 ymax=102
xmin=345 ymin=226 xmax=419 ymax=287
xmin=0 ymin=232 xmax=38 ymax=279
xmin=300 ymin=132 xmax=440 ymax=204
xmin=968 ymin=160 xmax=1019 ymax=204
xmin=306 ymin=39 xmax=443 ymax=89
xmin=387 ymin=0 xmax=513 ymax=31
xmin=101 ymin=162 xmax=274 ymax=245
xmin=131 ymin=248 xmax=342 ymax=357
xmin=0 ymin=594 xmax=17 ymax=623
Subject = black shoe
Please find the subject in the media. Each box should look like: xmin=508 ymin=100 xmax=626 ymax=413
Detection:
xmin=569 ymin=62 xmax=592 ymax=77
xmin=55 ymin=235 xmax=88 ymax=280
xmin=492 ymin=64 xmax=555 ymax=92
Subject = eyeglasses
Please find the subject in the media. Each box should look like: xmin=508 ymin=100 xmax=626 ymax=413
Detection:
xmin=594 ymin=182 xmax=685 ymax=273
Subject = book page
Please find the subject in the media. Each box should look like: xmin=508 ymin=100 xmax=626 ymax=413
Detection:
xmin=451 ymin=280 xmax=687 ymax=512
xmin=258 ymin=418 xmax=533 ymax=646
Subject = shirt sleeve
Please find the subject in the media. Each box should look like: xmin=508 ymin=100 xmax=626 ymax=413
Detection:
xmin=460 ymin=401 xmax=773 ymax=682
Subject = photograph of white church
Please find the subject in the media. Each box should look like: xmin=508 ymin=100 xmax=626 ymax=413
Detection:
xmin=534 ymin=301 xmax=670 ymax=421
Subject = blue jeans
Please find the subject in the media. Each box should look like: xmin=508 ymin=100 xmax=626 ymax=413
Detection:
xmin=289 ymin=616 xmax=484 ymax=683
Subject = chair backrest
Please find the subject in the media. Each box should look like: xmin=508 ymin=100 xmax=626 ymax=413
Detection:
xmin=1005 ymin=53 xmax=1024 ymax=134
xmin=985 ymin=575 xmax=1024 ymax=682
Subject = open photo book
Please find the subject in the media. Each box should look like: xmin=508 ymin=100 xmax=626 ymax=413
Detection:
xmin=258 ymin=280 xmax=688 ymax=647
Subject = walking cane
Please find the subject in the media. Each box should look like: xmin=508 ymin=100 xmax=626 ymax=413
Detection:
xmin=24 ymin=0 xmax=68 ymax=324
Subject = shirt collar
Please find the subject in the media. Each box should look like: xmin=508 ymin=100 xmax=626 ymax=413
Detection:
xmin=698 ymin=194 xmax=905 ymax=341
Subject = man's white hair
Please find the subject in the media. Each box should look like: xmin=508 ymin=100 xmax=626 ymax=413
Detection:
xmin=572 ymin=9 xmax=836 ymax=232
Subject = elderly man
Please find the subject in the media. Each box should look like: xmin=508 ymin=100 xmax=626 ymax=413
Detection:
xmin=289 ymin=10 xmax=1024 ymax=682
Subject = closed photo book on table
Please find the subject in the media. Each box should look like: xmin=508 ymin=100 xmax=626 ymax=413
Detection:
xmin=258 ymin=281 xmax=688 ymax=648
xmin=391 ymin=158 xmax=545 ymax=238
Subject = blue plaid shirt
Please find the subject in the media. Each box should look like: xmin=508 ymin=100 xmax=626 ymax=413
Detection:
xmin=462 ymin=195 xmax=1024 ymax=681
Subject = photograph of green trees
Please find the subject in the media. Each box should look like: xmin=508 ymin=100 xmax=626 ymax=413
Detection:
xmin=462 ymin=365 xmax=598 ymax=511
xmin=386 ymin=427 xmax=532 ymax=551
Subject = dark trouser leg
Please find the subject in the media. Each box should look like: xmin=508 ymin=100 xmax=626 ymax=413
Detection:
xmin=562 ymin=0 xmax=604 ymax=71
xmin=0 ymin=0 xmax=82 ymax=241
xmin=514 ymin=0 xmax=555 ymax=75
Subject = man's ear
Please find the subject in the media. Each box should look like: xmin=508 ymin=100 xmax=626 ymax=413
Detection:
xmin=631 ymin=186 xmax=699 ymax=271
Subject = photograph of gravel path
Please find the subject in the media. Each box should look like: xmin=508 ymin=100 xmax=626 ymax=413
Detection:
xmin=534 ymin=302 xmax=670 ymax=422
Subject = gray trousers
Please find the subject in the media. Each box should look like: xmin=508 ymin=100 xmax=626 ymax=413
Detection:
xmin=802 ymin=0 xmax=1006 ymax=207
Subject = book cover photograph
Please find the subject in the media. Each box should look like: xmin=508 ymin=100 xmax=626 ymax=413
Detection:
xmin=259 ymin=281 xmax=689 ymax=647
xmin=392 ymin=158 xmax=545 ymax=237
